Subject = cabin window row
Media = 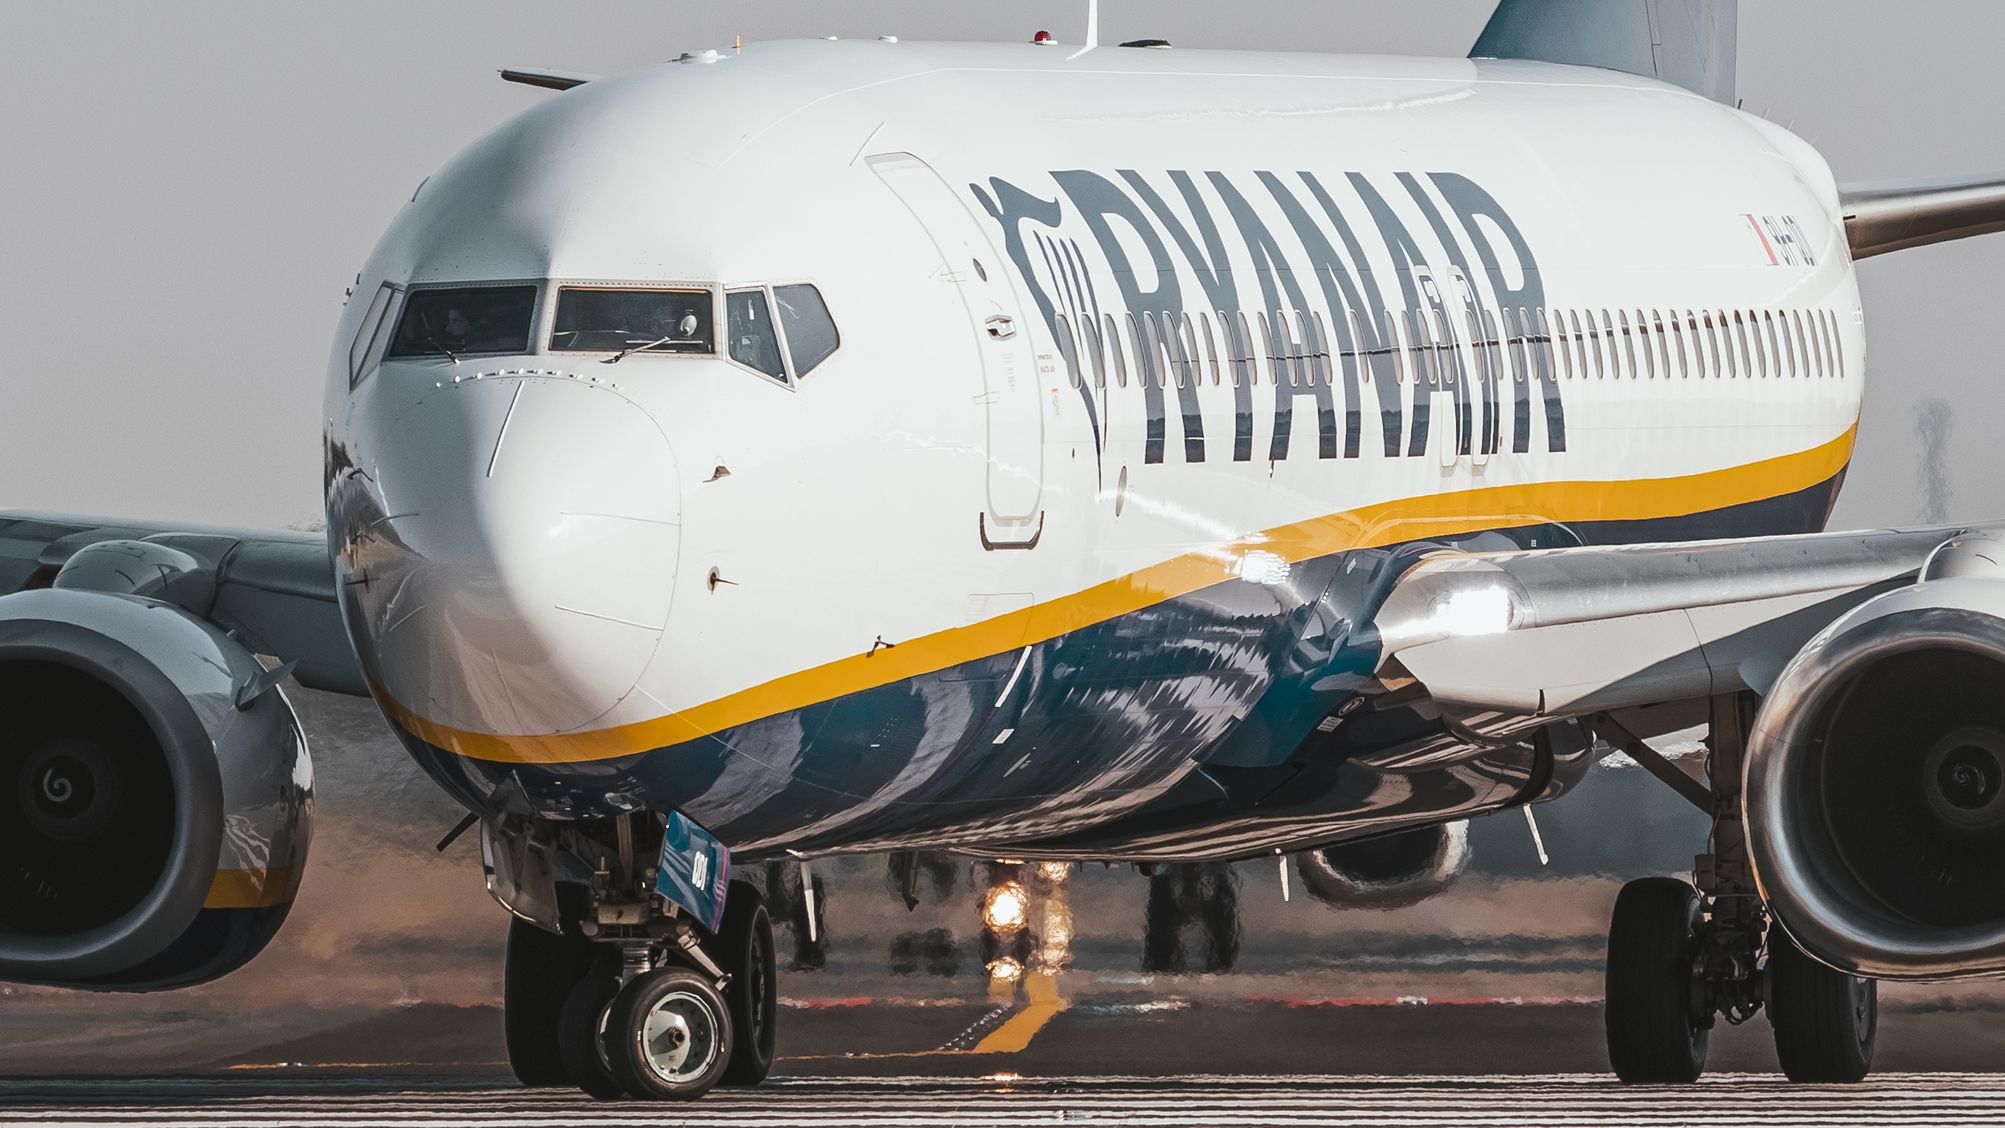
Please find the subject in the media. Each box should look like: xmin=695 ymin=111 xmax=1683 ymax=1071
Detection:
xmin=1050 ymin=306 xmax=1848 ymax=392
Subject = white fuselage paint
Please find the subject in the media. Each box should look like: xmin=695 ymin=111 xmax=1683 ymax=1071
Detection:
xmin=322 ymin=41 xmax=1863 ymax=843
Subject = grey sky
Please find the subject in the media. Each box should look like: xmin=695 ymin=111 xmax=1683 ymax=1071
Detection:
xmin=1 ymin=1 xmax=1997 ymax=530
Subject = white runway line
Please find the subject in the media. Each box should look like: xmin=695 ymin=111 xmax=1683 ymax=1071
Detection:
xmin=4 ymin=1076 xmax=2005 ymax=1128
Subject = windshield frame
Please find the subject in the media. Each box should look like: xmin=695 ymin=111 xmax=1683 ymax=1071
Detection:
xmin=720 ymin=279 xmax=843 ymax=389
xmin=383 ymin=279 xmax=544 ymax=362
xmin=546 ymin=283 xmax=721 ymax=358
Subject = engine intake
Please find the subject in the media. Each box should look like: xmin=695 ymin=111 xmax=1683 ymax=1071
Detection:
xmin=1295 ymin=821 xmax=1472 ymax=911
xmin=1748 ymin=536 xmax=2005 ymax=980
xmin=0 ymin=587 xmax=311 ymax=990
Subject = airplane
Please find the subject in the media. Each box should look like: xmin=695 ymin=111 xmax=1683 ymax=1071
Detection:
xmin=4 ymin=0 xmax=2005 ymax=1101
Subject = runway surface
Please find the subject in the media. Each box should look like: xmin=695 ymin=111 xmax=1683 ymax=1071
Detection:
xmin=6 ymin=1074 xmax=2005 ymax=1127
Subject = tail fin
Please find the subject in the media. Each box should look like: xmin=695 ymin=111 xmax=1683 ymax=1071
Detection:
xmin=1472 ymin=0 xmax=1737 ymax=105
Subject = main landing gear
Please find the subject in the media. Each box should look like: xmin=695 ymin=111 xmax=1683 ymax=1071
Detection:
xmin=504 ymin=875 xmax=778 ymax=1101
xmin=1597 ymin=695 xmax=1877 ymax=1084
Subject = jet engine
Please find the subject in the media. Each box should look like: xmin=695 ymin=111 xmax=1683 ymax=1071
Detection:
xmin=0 ymin=540 xmax=312 ymax=991
xmin=1747 ymin=534 xmax=2005 ymax=979
xmin=1294 ymin=821 xmax=1472 ymax=911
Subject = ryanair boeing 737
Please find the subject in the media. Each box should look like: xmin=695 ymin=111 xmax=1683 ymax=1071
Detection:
xmin=6 ymin=0 xmax=2005 ymax=1100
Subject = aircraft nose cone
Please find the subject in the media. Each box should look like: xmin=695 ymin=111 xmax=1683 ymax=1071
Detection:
xmin=354 ymin=376 xmax=679 ymax=739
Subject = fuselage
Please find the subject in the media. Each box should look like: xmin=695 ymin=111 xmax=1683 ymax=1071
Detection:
xmin=323 ymin=40 xmax=1863 ymax=861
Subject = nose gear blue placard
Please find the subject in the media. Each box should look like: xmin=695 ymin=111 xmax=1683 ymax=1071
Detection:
xmin=656 ymin=811 xmax=730 ymax=933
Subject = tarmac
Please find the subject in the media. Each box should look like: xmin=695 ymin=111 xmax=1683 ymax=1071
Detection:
xmin=3 ymin=998 xmax=2002 ymax=1126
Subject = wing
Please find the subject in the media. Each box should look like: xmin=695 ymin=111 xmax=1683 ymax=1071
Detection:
xmin=0 ymin=509 xmax=362 ymax=696
xmin=1371 ymin=523 xmax=1973 ymax=726
xmin=1371 ymin=521 xmax=2005 ymax=979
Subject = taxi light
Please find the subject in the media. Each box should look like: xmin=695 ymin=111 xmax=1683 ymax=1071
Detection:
xmin=982 ymin=881 xmax=1030 ymax=933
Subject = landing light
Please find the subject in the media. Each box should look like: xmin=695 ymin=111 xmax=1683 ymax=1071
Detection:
xmin=982 ymin=881 xmax=1030 ymax=933
xmin=1429 ymin=586 xmax=1513 ymax=638
xmin=987 ymin=957 xmax=1025 ymax=983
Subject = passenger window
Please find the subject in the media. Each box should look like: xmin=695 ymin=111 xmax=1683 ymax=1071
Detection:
xmin=1312 ymin=312 xmax=1335 ymax=389
xmin=1790 ymin=311 xmax=1812 ymax=378
xmin=1653 ymin=310 xmax=1672 ymax=380
xmin=1669 ymin=310 xmax=1689 ymax=379
xmin=725 ymin=289 xmax=787 ymax=381
xmin=1202 ymin=313 xmax=1222 ymax=385
xmin=1234 ymin=312 xmax=1256 ymax=387
xmin=348 ymin=282 xmax=397 ymax=385
xmin=774 ymin=284 xmax=839 ymax=378
xmin=1412 ymin=311 xmax=1439 ymax=389
xmin=1805 ymin=311 xmax=1826 ymax=379
xmin=1541 ymin=309 xmax=1568 ymax=381
xmin=1178 ymin=316 xmax=1194 ymax=390
xmin=1624 ymin=310 xmax=1648 ymax=380
xmin=1055 ymin=313 xmax=1081 ymax=389
xmin=1081 ymin=315 xmax=1107 ymax=389
xmin=388 ymin=285 xmax=537 ymax=359
xmin=1704 ymin=312 xmax=1725 ymax=379
xmin=1386 ymin=310 xmax=1408 ymax=385
xmin=1111 ymin=314 xmax=1131 ymax=387
xmin=553 ymin=288 xmax=714 ymax=354
xmin=1565 ymin=310 xmax=1586 ymax=380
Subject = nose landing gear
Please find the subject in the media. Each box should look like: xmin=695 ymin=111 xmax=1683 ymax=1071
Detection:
xmin=503 ymin=874 xmax=778 ymax=1102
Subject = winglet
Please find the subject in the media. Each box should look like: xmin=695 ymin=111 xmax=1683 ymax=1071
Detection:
xmin=499 ymin=67 xmax=598 ymax=92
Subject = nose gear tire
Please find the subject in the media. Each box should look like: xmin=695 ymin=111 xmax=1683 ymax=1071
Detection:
xmin=717 ymin=882 xmax=778 ymax=1086
xmin=558 ymin=960 xmax=628 ymax=1100
xmin=503 ymin=917 xmax=592 ymax=1087
xmin=601 ymin=967 xmax=733 ymax=1100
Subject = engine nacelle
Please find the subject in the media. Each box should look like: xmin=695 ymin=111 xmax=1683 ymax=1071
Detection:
xmin=1748 ymin=534 xmax=2005 ymax=980
xmin=1294 ymin=821 xmax=1472 ymax=911
xmin=0 ymin=584 xmax=312 ymax=990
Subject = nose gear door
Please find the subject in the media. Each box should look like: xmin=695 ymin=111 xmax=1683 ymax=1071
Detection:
xmin=870 ymin=153 xmax=1044 ymax=548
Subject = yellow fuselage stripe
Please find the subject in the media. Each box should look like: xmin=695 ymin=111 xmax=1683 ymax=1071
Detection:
xmin=379 ymin=427 xmax=1857 ymax=765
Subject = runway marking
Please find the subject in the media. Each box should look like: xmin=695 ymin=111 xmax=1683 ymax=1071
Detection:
xmin=789 ymin=971 xmax=1069 ymax=1061
xmin=969 ymin=969 xmax=1066 ymax=1053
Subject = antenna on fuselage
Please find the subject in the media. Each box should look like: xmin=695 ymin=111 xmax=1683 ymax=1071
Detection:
xmin=1069 ymin=0 xmax=1100 ymax=60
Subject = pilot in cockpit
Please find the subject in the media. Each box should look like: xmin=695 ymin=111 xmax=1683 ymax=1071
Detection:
xmin=441 ymin=307 xmax=474 ymax=347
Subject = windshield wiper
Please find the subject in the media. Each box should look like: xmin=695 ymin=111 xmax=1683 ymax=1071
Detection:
xmin=427 ymin=337 xmax=461 ymax=364
xmin=607 ymin=335 xmax=675 ymax=364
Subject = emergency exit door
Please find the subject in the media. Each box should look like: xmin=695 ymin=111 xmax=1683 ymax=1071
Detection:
xmin=869 ymin=153 xmax=1044 ymax=546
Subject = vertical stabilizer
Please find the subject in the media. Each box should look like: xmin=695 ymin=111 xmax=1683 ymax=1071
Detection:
xmin=1472 ymin=0 xmax=1737 ymax=105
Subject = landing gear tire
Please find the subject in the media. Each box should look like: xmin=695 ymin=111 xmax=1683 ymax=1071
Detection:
xmin=1606 ymin=877 xmax=1710 ymax=1084
xmin=503 ymin=917 xmax=591 ymax=1087
xmin=717 ymin=882 xmax=778 ymax=1086
xmin=557 ymin=958 xmax=627 ymax=1100
xmin=1768 ymin=928 xmax=1877 ymax=1083
xmin=601 ymin=966 xmax=734 ymax=1101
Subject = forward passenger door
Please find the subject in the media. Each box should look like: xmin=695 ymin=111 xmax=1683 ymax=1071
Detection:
xmin=869 ymin=153 xmax=1044 ymax=548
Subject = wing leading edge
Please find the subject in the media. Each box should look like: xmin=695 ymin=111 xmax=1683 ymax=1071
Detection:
xmin=0 ymin=510 xmax=362 ymax=696
xmin=1371 ymin=524 xmax=1982 ymax=725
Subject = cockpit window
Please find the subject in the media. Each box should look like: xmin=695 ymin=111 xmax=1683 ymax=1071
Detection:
xmin=726 ymin=289 xmax=787 ymax=381
xmin=386 ymin=286 xmax=536 ymax=359
xmin=551 ymin=289 xmax=714 ymax=354
xmin=774 ymin=284 xmax=839 ymax=378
